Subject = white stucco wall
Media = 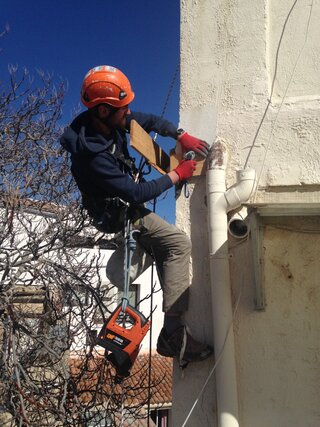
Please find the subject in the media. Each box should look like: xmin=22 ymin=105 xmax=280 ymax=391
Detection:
xmin=179 ymin=0 xmax=320 ymax=190
xmin=174 ymin=1 xmax=320 ymax=426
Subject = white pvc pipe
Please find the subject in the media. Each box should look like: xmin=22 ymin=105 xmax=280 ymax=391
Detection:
xmin=206 ymin=142 xmax=256 ymax=427
xmin=228 ymin=208 xmax=250 ymax=239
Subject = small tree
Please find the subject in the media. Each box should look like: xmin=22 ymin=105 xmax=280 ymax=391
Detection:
xmin=0 ymin=65 xmax=161 ymax=426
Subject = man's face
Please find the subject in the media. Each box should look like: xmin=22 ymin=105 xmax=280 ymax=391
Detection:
xmin=98 ymin=104 xmax=131 ymax=130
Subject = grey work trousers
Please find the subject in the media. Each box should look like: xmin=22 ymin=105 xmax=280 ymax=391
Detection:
xmin=106 ymin=207 xmax=191 ymax=313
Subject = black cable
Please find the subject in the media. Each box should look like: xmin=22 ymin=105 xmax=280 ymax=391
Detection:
xmin=146 ymin=63 xmax=178 ymax=425
xmin=147 ymin=197 xmax=157 ymax=427
xmin=244 ymin=0 xmax=299 ymax=169
xmin=160 ymin=62 xmax=180 ymax=119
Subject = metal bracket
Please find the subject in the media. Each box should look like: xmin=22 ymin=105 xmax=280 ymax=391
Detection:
xmin=248 ymin=210 xmax=266 ymax=310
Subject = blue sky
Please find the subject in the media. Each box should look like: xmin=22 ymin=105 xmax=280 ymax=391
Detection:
xmin=1 ymin=0 xmax=180 ymax=223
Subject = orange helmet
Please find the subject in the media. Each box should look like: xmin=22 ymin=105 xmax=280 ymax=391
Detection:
xmin=81 ymin=65 xmax=135 ymax=109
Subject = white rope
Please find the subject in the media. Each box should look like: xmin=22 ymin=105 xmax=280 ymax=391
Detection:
xmin=178 ymin=326 xmax=188 ymax=367
xmin=120 ymin=384 xmax=125 ymax=427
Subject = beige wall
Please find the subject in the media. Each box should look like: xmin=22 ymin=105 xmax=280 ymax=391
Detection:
xmin=174 ymin=0 xmax=320 ymax=425
xmin=231 ymin=217 xmax=320 ymax=426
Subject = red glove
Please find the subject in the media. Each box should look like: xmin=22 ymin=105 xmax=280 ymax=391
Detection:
xmin=174 ymin=159 xmax=197 ymax=181
xmin=179 ymin=132 xmax=210 ymax=158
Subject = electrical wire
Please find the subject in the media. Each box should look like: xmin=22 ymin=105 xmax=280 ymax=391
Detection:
xmin=265 ymin=224 xmax=320 ymax=234
xmin=252 ymin=0 xmax=314 ymax=202
xmin=144 ymin=64 xmax=180 ymax=424
xmin=244 ymin=0 xmax=298 ymax=169
xmin=181 ymin=280 xmax=243 ymax=427
xmin=182 ymin=2 xmax=315 ymax=426
xmin=147 ymin=198 xmax=157 ymax=427
xmin=244 ymin=0 xmax=314 ymax=184
xmin=153 ymin=62 xmax=180 ymax=143
xmin=145 ymin=62 xmax=181 ymax=424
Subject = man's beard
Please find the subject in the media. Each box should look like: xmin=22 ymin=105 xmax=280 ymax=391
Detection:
xmin=100 ymin=115 xmax=125 ymax=130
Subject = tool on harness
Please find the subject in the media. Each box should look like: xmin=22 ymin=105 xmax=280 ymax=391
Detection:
xmin=96 ymin=215 xmax=150 ymax=383
xmin=89 ymin=197 xmax=129 ymax=234
xmin=81 ymin=137 xmax=148 ymax=233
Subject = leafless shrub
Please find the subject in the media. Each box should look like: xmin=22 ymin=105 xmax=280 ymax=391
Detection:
xmin=0 ymin=67 xmax=159 ymax=426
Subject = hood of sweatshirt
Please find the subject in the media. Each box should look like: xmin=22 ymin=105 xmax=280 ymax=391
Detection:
xmin=60 ymin=111 xmax=114 ymax=156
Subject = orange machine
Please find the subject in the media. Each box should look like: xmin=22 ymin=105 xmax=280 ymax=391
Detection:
xmin=97 ymin=303 xmax=150 ymax=383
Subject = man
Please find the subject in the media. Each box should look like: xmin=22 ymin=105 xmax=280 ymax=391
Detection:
xmin=60 ymin=65 xmax=213 ymax=364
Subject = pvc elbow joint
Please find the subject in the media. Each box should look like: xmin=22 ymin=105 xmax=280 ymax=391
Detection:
xmin=225 ymin=169 xmax=256 ymax=212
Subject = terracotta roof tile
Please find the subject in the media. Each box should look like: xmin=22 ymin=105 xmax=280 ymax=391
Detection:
xmin=69 ymin=350 xmax=173 ymax=408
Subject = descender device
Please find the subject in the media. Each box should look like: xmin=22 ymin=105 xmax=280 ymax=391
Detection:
xmin=96 ymin=215 xmax=150 ymax=383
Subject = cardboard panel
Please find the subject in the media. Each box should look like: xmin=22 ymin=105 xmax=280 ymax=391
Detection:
xmin=130 ymin=120 xmax=206 ymax=176
xmin=130 ymin=120 xmax=170 ymax=174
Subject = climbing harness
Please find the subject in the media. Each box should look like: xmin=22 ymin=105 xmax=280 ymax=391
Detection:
xmin=97 ymin=212 xmax=150 ymax=384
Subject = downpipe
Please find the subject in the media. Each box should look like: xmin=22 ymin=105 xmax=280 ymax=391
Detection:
xmin=206 ymin=142 xmax=256 ymax=427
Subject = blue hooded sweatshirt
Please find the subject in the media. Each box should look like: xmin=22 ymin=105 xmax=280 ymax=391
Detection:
xmin=60 ymin=110 xmax=178 ymax=214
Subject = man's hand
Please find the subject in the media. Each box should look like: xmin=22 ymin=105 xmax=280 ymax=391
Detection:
xmin=174 ymin=159 xmax=197 ymax=181
xmin=178 ymin=132 xmax=210 ymax=158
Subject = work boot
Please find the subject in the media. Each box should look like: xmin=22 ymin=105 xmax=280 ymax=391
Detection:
xmin=157 ymin=326 xmax=213 ymax=363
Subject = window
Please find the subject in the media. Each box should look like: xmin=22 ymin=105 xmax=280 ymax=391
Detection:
xmin=150 ymin=408 xmax=170 ymax=427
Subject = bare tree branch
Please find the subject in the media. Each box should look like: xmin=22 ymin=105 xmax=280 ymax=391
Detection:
xmin=0 ymin=66 xmax=163 ymax=427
